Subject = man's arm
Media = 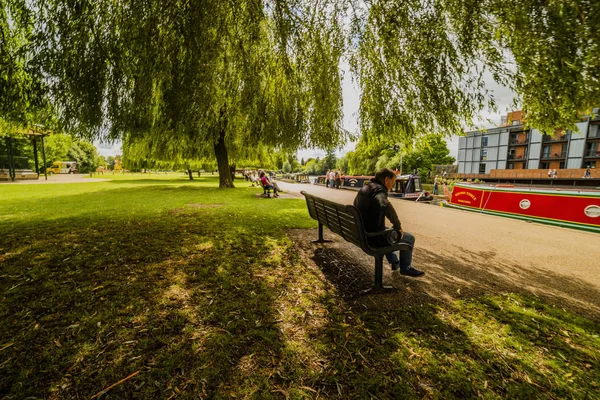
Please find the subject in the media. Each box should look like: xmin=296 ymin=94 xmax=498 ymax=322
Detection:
xmin=375 ymin=192 xmax=402 ymax=231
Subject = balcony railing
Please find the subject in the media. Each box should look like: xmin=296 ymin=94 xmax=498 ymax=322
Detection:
xmin=507 ymin=155 xmax=527 ymax=161
xmin=542 ymin=133 xmax=570 ymax=142
xmin=509 ymin=140 xmax=529 ymax=146
xmin=584 ymin=150 xmax=600 ymax=157
xmin=541 ymin=152 xmax=567 ymax=160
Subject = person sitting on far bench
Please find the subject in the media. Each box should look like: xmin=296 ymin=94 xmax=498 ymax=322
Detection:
xmin=353 ymin=168 xmax=424 ymax=277
xmin=260 ymin=171 xmax=279 ymax=197
xmin=249 ymin=173 xmax=261 ymax=187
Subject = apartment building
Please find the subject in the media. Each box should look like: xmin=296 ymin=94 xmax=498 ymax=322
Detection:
xmin=457 ymin=111 xmax=600 ymax=177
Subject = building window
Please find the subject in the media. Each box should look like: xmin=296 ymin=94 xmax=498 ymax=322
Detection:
xmin=542 ymin=146 xmax=551 ymax=158
xmin=480 ymin=149 xmax=487 ymax=160
xmin=481 ymin=137 xmax=488 ymax=147
xmin=585 ymin=142 xmax=599 ymax=157
xmin=583 ymin=161 xmax=597 ymax=168
xmin=559 ymin=161 xmax=566 ymax=169
xmin=512 ymin=120 xmax=520 ymax=125
xmin=479 ymin=164 xmax=486 ymax=174
xmin=540 ymin=162 xmax=550 ymax=169
xmin=507 ymin=163 xmax=514 ymax=170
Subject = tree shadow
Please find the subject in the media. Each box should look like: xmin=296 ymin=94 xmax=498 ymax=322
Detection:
xmin=0 ymin=190 xmax=309 ymax=398
xmin=287 ymin=229 xmax=600 ymax=320
xmin=287 ymin=228 xmax=600 ymax=398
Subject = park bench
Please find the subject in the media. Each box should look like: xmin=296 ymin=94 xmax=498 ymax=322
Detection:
xmin=259 ymin=179 xmax=272 ymax=197
xmin=301 ymin=191 xmax=412 ymax=293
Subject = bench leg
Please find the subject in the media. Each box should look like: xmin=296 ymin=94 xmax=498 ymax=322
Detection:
xmin=311 ymin=223 xmax=333 ymax=244
xmin=363 ymin=255 xmax=395 ymax=294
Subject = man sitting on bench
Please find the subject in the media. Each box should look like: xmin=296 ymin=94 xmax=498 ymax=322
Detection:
xmin=353 ymin=168 xmax=424 ymax=277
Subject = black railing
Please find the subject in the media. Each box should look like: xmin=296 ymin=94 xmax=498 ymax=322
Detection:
xmin=507 ymin=155 xmax=527 ymax=161
xmin=541 ymin=152 xmax=567 ymax=160
xmin=509 ymin=140 xmax=529 ymax=146
xmin=584 ymin=150 xmax=600 ymax=157
xmin=542 ymin=133 xmax=570 ymax=142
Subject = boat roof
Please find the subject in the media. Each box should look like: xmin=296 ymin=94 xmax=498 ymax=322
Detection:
xmin=455 ymin=182 xmax=600 ymax=195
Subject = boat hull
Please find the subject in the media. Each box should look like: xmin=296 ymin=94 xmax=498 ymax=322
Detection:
xmin=448 ymin=183 xmax=600 ymax=233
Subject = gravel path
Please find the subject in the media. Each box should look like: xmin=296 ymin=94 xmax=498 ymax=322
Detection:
xmin=279 ymin=181 xmax=600 ymax=317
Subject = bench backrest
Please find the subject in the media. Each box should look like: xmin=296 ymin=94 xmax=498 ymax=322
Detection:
xmin=301 ymin=191 xmax=367 ymax=250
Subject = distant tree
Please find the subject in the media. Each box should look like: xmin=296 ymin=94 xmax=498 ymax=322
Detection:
xmin=336 ymin=155 xmax=349 ymax=174
xmin=282 ymin=161 xmax=292 ymax=173
xmin=300 ymin=158 xmax=305 ymax=166
xmin=106 ymin=156 xmax=116 ymax=170
xmin=303 ymin=159 xmax=318 ymax=174
xmin=43 ymin=134 xmax=72 ymax=164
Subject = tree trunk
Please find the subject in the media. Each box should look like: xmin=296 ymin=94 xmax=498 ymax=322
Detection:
xmin=187 ymin=169 xmax=194 ymax=180
xmin=214 ymin=129 xmax=234 ymax=188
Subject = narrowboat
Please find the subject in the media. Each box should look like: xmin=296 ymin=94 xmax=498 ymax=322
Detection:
xmin=448 ymin=182 xmax=600 ymax=233
xmin=316 ymin=173 xmax=433 ymax=202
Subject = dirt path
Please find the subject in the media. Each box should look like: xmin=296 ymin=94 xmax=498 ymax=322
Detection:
xmin=279 ymin=181 xmax=600 ymax=317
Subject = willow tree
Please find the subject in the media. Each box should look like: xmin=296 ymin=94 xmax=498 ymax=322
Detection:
xmin=351 ymin=0 xmax=600 ymax=144
xmin=5 ymin=0 xmax=600 ymax=180
xmin=33 ymin=0 xmax=348 ymax=187
xmin=0 ymin=0 xmax=50 ymax=132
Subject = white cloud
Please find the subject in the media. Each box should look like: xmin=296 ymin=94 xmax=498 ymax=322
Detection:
xmin=94 ymin=140 xmax=122 ymax=157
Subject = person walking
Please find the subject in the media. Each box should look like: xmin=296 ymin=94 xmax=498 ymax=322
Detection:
xmin=433 ymin=175 xmax=439 ymax=196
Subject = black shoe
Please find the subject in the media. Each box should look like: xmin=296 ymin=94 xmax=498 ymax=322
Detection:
xmin=391 ymin=263 xmax=400 ymax=271
xmin=400 ymin=267 xmax=424 ymax=277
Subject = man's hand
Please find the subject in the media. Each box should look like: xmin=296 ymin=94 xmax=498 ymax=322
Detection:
xmin=397 ymin=228 xmax=404 ymax=240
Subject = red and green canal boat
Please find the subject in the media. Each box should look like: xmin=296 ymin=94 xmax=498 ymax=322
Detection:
xmin=448 ymin=183 xmax=600 ymax=233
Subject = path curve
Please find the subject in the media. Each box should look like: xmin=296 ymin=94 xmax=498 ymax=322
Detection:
xmin=278 ymin=181 xmax=600 ymax=316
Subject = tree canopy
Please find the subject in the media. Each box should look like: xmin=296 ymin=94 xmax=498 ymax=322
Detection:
xmin=2 ymin=0 xmax=599 ymax=185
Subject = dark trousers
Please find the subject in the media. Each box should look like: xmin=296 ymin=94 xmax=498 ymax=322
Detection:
xmin=384 ymin=232 xmax=415 ymax=270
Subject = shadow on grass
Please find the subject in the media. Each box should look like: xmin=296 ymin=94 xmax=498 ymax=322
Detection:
xmin=287 ymin=228 xmax=600 ymax=398
xmin=0 ymin=202 xmax=313 ymax=398
xmin=2 ymin=180 xmax=599 ymax=399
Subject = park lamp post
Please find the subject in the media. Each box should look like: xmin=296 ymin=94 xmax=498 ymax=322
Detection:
xmin=32 ymin=124 xmax=48 ymax=180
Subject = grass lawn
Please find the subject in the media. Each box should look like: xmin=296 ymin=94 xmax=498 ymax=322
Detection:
xmin=1 ymin=174 xmax=599 ymax=399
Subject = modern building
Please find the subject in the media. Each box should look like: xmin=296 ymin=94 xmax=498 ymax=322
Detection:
xmin=456 ymin=111 xmax=600 ymax=181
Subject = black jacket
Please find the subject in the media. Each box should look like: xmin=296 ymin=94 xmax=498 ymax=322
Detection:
xmin=353 ymin=178 xmax=402 ymax=246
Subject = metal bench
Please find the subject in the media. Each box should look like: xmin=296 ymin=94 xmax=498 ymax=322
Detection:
xmin=259 ymin=180 xmax=272 ymax=197
xmin=301 ymin=191 xmax=412 ymax=292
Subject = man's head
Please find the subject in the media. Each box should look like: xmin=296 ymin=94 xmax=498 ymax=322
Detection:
xmin=375 ymin=168 xmax=396 ymax=191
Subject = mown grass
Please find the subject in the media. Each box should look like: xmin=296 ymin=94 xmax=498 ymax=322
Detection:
xmin=1 ymin=174 xmax=599 ymax=399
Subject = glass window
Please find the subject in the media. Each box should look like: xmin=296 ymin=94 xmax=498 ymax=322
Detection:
xmin=480 ymin=149 xmax=487 ymax=160
xmin=481 ymin=137 xmax=488 ymax=147
xmin=479 ymin=163 xmax=486 ymax=173
xmin=542 ymin=146 xmax=551 ymax=158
